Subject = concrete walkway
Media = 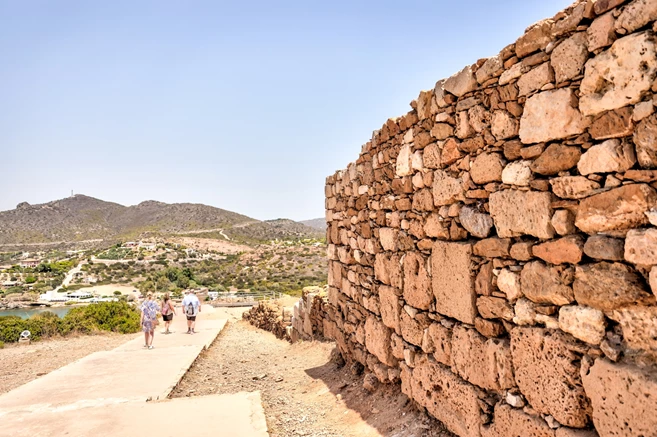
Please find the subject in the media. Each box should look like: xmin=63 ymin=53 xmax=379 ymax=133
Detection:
xmin=0 ymin=305 xmax=269 ymax=437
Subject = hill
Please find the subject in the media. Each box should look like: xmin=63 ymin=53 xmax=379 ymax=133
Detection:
xmin=299 ymin=218 xmax=326 ymax=231
xmin=0 ymin=195 xmax=323 ymax=247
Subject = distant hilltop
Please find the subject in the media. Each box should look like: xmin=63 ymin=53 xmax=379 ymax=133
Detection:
xmin=0 ymin=194 xmax=324 ymax=247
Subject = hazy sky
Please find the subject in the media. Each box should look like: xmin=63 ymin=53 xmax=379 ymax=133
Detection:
xmin=1 ymin=0 xmax=572 ymax=221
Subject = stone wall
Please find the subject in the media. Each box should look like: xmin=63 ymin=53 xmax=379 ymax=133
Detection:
xmin=323 ymin=1 xmax=657 ymax=436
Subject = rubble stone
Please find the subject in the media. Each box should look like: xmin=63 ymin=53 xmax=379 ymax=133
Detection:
xmin=531 ymin=144 xmax=582 ymax=175
xmin=533 ymin=236 xmax=584 ymax=264
xmin=402 ymin=252 xmax=433 ymax=310
xmin=459 ymin=206 xmax=494 ymax=238
xmin=518 ymin=62 xmax=555 ymax=96
xmin=502 ymin=160 xmax=532 ymax=186
xmin=550 ymin=176 xmax=601 ymax=199
xmin=583 ymin=235 xmax=624 ymax=261
xmin=573 ymin=262 xmax=654 ymax=311
xmin=615 ymin=0 xmax=657 ymax=33
xmin=558 ymin=305 xmax=606 ymax=344
xmin=490 ymin=190 xmax=555 ymax=239
xmin=443 ymin=65 xmax=478 ymax=98
xmin=520 ymin=88 xmax=591 ymax=144
xmin=551 ymin=32 xmax=588 ymax=84
xmin=634 ymin=113 xmax=657 ymax=168
xmin=365 ymin=315 xmax=397 ymax=367
xmin=497 ymin=268 xmax=523 ymax=302
xmin=432 ymin=170 xmax=465 ymax=206
xmin=624 ymin=228 xmax=657 ymax=265
xmin=577 ymin=139 xmax=636 ymax=175
xmin=521 ymin=261 xmax=574 ymax=306
xmin=482 ymin=403 xmax=555 ymax=437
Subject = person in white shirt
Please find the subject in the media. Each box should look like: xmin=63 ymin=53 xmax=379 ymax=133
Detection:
xmin=181 ymin=290 xmax=201 ymax=334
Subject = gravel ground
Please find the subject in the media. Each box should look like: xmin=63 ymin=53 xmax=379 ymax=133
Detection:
xmin=171 ymin=319 xmax=454 ymax=437
xmin=0 ymin=333 xmax=136 ymax=395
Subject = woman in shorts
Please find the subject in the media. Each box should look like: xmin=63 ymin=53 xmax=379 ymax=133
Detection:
xmin=161 ymin=292 xmax=176 ymax=334
xmin=140 ymin=292 xmax=159 ymax=349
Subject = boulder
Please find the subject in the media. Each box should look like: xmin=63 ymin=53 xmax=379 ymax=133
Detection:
xmin=521 ymin=261 xmax=574 ymax=305
xmin=573 ymin=262 xmax=654 ymax=311
xmin=588 ymin=11 xmax=616 ymax=52
xmin=580 ymin=31 xmax=657 ymax=116
xmin=575 ymin=184 xmax=657 ymax=233
xmin=443 ymin=65 xmax=478 ymax=98
xmin=490 ymin=190 xmax=555 ymax=239
xmin=615 ymin=0 xmax=657 ymax=33
xmin=511 ymin=327 xmax=591 ymax=428
xmin=516 ymin=20 xmax=553 ymax=58
xmin=583 ymin=359 xmax=657 ymax=437
xmin=520 ymin=88 xmax=591 ymax=144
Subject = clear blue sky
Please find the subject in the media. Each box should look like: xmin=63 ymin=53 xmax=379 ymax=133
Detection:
xmin=1 ymin=0 xmax=572 ymax=221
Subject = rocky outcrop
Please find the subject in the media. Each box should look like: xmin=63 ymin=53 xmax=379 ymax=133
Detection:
xmin=323 ymin=1 xmax=657 ymax=436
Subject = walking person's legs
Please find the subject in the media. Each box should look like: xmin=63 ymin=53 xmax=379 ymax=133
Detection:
xmin=143 ymin=330 xmax=149 ymax=347
xmin=148 ymin=329 xmax=155 ymax=348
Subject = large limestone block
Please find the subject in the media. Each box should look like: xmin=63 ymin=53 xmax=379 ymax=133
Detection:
xmin=551 ymin=32 xmax=588 ymax=84
xmin=443 ymin=65 xmax=478 ymax=98
xmin=432 ymin=170 xmax=466 ymax=206
xmin=374 ymin=253 xmax=403 ymax=288
xmin=489 ymin=190 xmax=555 ymax=239
xmin=558 ymin=305 xmax=606 ymax=345
xmin=580 ymin=31 xmax=657 ymax=116
xmin=573 ymin=262 xmax=654 ymax=311
xmin=364 ymin=315 xmax=397 ymax=367
xmin=400 ymin=311 xmax=428 ymax=347
xmin=511 ymin=327 xmax=592 ymax=428
xmin=481 ymin=403 xmax=555 ymax=437
xmin=519 ymin=88 xmax=590 ymax=144
xmin=521 ymin=261 xmax=574 ymax=306
xmin=583 ymin=359 xmax=657 ymax=437
xmin=634 ymin=113 xmax=657 ymax=168
xmin=550 ymin=176 xmax=601 ymax=199
xmin=625 ymin=228 xmax=657 ymax=265
xmin=402 ymin=252 xmax=433 ymax=310
xmin=405 ymin=354 xmax=483 ymax=437
xmin=432 ymin=241 xmax=476 ymax=324
xmin=577 ymin=139 xmax=636 ymax=175
xmin=451 ymin=325 xmax=515 ymax=391
xmin=378 ymin=285 xmax=401 ymax=334
xmin=575 ymin=184 xmax=657 ymax=233
xmin=615 ymin=0 xmax=657 ymax=33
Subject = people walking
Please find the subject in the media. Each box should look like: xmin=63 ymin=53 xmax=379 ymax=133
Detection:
xmin=161 ymin=292 xmax=176 ymax=334
xmin=181 ymin=290 xmax=201 ymax=334
xmin=140 ymin=292 xmax=159 ymax=349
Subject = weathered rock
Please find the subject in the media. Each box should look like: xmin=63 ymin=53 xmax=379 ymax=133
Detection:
xmin=424 ymin=322 xmax=452 ymax=366
xmin=550 ymin=176 xmax=601 ymax=199
xmin=624 ymin=228 xmax=657 ymax=265
xmin=516 ymin=20 xmax=553 ymax=58
xmin=451 ymin=326 xmax=515 ymax=391
xmin=615 ymin=0 xmax=657 ymax=33
xmin=510 ymin=242 xmax=534 ymax=261
xmin=520 ymin=88 xmax=591 ymax=144
xmin=432 ymin=170 xmax=465 ymax=206
xmin=497 ymin=268 xmax=523 ymax=301
xmin=468 ymin=105 xmax=490 ymax=133
xmin=459 ymin=206 xmax=494 ymax=238
xmin=592 ymin=0 xmax=627 ymax=15
xmin=473 ymin=238 xmax=512 ymax=258
xmin=588 ymin=11 xmax=617 ymax=52
xmin=403 ymin=252 xmax=433 ymax=310
xmin=470 ymin=152 xmax=504 ymax=184
xmin=490 ymin=190 xmax=555 ymax=239
xmin=481 ymin=403 xmax=555 ymax=437
xmin=533 ymin=235 xmax=584 ymax=264
xmin=378 ymin=285 xmax=401 ymax=333
xmin=518 ymin=62 xmax=555 ymax=96
xmin=400 ymin=311 xmax=428 ymax=347
xmin=589 ymin=107 xmax=634 ymax=140
xmin=443 ymin=65 xmax=478 ymax=98
xmin=475 ymin=317 xmax=506 ymax=338
xmin=396 ymin=144 xmax=414 ymax=177
xmin=511 ymin=327 xmax=592 ymax=428
xmin=513 ymin=298 xmax=539 ymax=326
xmin=580 ymin=31 xmax=657 ymax=116
xmin=365 ymin=315 xmax=396 ymax=367
xmin=573 ymin=262 xmax=654 ymax=311
xmin=575 ymin=184 xmax=657 ymax=233
xmin=491 ymin=110 xmax=519 ymax=140
xmin=403 ymin=355 xmax=483 ymax=437
xmin=476 ymin=55 xmax=503 ymax=84
xmin=578 ymin=139 xmax=635 ymax=175
xmin=583 ymin=359 xmax=657 ymax=437
xmin=531 ymin=144 xmax=582 ymax=175
xmin=424 ymin=213 xmax=450 ymax=239
xmin=379 ymin=227 xmax=398 ymax=251
xmin=502 ymin=160 xmax=532 ymax=186
xmin=432 ymin=241 xmax=476 ymax=324
xmin=583 ymin=235 xmax=624 ymax=260
xmin=634 ymin=113 xmax=657 ymax=168
xmin=374 ymin=253 xmax=403 ymax=288
xmin=558 ymin=305 xmax=606 ymax=344
xmin=500 ymin=62 xmax=523 ymax=85
xmin=633 ymin=100 xmax=654 ymax=122
xmin=478 ymin=296 xmax=515 ymax=321
xmin=552 ymin=209 xmax=576 ymax=236
xmin=651 ymin=266 xmax=657 ymax=293
xmin=432 ymin=123 xmax=455 ymax=141
xmin=521 ymin=261 xmax=574 ymax=305
xmin=551 ymin=32 xmax=588 ymax=83
xmin=608 ymin=305 xmax=657 ymax=351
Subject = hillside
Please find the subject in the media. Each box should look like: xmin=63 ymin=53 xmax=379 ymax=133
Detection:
xmin=299 ymin=218 xmax=326 ymax=231
xmin=0 ymin=195 xmax=323 ymax=247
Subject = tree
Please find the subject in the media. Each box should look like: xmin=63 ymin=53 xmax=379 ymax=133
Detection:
xmin=113 ymin=291 xmax=122 ymax=296
xmin=156 ymin=276 xmax=170 ymax=291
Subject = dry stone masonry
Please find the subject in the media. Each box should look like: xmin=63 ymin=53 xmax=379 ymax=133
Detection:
xmin=323 ymin=1 xmax=657 ymax=436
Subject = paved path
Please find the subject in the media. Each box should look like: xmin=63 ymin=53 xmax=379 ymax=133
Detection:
xmin=0 ymin=305 xmax=269 ymax=437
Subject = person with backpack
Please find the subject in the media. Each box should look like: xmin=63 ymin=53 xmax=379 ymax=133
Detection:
xmin=140 ymin=292 xmax=159 ymax=349
xmin=181 ymin=290 xmax=201 ymax=334
xmin=161 ymin=292 xmax=176 ymax=334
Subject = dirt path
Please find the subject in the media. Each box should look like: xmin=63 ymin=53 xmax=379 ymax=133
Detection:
xmin=0 ymin=333 xmax=136 ymax=395
xmin=171 ymin=318 xmax=453 ymax=437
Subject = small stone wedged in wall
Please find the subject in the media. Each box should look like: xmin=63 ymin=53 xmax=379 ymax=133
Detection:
xmin=323 ymin=0 xmax=657 ymax=435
